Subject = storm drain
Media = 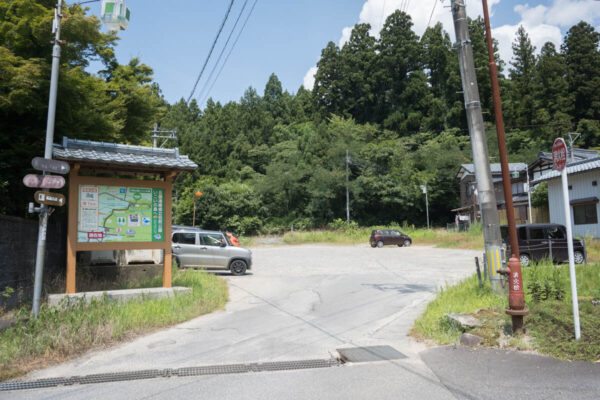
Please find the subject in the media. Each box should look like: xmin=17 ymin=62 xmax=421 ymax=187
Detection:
xmin=0 ymin=359 xmax=340 ymax=392
xmin=336 ymin=345 xmax=407 ymax=363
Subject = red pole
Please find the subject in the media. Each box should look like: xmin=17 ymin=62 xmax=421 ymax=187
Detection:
xmin=481 ymin=0 xmax=528 ymax=332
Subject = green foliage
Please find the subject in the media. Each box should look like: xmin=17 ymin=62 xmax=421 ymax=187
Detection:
xmin=0 ymin=1 xmax=163 ymax=215
xmin=531 ymin=182 xmax=548 ymax=208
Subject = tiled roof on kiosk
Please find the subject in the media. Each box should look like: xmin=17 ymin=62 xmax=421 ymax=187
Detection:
xmin=53 ymin=137 xmax=197 ymax=171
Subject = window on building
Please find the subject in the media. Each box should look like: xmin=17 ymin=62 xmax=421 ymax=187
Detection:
xmin=573 ymin=204 xmax=598 ymax=225
xmin=511 ymin=182 xmax=524 ymax=194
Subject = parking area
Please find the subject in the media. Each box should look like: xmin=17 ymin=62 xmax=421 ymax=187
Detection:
xmin=28 ymin=244 xmax=480 ymax=379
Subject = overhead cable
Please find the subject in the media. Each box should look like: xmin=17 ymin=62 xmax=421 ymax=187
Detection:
xmin=200 ymin=0 xmax=259 ymax=106
xmin=427 ymin=0 xmax=438 ymax=28
xmin=196 ymin=0 xmax=250 ymax=102
xmin=187 ymin=0 xmax=236 ymax=104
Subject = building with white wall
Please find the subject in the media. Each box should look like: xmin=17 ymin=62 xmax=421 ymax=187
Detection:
xmin=533 ymin=158 xmax=600 ymax=238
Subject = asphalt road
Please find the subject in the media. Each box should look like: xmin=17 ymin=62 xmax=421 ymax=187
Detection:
xmin=24 ymin=244 xmax=479 ymax=379
xmin=4 ymin=244 xmax=598 ymax=399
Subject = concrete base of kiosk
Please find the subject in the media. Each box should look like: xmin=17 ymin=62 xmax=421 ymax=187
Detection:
xmin=47 ymin=286 xmax=191 ymax=308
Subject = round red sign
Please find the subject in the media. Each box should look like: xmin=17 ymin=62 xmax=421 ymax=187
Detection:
xmin=552 ymin=138 xmax=567 ymax=171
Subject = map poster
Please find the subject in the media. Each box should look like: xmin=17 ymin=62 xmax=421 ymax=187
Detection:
xmin=78 ymin=185 xmax=165 ymax=243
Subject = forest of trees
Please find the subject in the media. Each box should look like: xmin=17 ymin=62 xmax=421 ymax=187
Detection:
xmin=2 ymin=2 xmax=600 ymax=233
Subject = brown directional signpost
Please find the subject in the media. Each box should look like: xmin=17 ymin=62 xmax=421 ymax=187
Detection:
xmin=34 ymin=191 xmax=66 ymax=207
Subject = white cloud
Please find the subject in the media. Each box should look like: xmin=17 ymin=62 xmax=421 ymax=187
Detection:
xmin=544 ymin=0 xmax=600 ymax=27
xmin=303 ymin=66 xmax=318 ymax=90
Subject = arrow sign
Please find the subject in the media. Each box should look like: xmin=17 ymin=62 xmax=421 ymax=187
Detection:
xmin=23 ymin=174 xmax=65 ymax=189
xmin=34 ymin=191 xmax=66 ymax=207
xmin=32 ymin=157 xmax=70 ymax=175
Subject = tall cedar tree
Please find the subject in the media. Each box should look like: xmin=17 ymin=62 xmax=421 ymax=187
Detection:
xmin=509 ymin=26 xmax=536 ymax=127
xmin=562 ymin=22 xmax=600 ymax=123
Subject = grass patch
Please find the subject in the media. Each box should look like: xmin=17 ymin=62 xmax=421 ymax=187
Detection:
xmin=411 ymin=261 xmax=600 ymax=361
xmin=247 ymin=223 xmax=485 ymax=250
xmin=0 ymin=269 xmax=228 ymax=381
xmin=411 ymin=275 xmax=507 ymax=345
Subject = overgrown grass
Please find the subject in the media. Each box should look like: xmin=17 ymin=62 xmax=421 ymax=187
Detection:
xmin=0 ymin=270 xmax=228 ymax=381
xmin=248 ymin=222 xmax=485 ymax=250
xmin=411 ymin=276 xmax=507 ymax=344
xmin=411 ymin=261 xmax=600 ymax=361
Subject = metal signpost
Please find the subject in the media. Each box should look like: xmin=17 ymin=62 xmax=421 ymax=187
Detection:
xmin=27 ymin=0 xmax=131 ymax=318
xmin=553 ymin=137 xmax=581 ymax=340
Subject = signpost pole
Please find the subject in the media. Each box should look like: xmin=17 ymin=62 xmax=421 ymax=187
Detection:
xmin=555 ymin=138 xmax=581 ymax=340
xmin=31 ymin=0 xmax=63 ymax=318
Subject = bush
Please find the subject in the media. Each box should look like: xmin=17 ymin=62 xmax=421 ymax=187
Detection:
xmin=328 ymin=218 xmax=359 ymax=232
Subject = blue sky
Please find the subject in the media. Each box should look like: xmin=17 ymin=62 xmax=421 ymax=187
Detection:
xmin=89 ymin=1 xmax=600 ymax=107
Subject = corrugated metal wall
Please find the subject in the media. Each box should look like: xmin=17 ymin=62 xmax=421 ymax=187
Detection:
xmin=548 ymin=170 xmax=600 ymax=238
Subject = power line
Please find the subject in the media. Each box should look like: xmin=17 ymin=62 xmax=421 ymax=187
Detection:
xmin=427 ymin=0 xmax=438 ymax=29
xmin=196 ymin=0 xmax=250 ymax=103
xmin=200 ymin=0 xmax=259 ymax=106
xmin=187 ymin=0 xmax=236 ymax=104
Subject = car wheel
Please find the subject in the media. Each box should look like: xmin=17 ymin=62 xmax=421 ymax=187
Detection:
xmin=520 ymin=253 xmax=531 ymax=267
xmin=574 ymin=251 xmax=585 ymax=265
xmin=377 ymin=240 xmax=384 ymax=248
xmin=230 ymin=260 xmax=247 ymax=276
xmin=403 ymin=239 xmax=412 ymax=247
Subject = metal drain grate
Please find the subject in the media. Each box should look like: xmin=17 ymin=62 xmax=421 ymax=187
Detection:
xmin=336 ymin=345 xmax=407 ymax=363
xmin=0 ymin=359 xmax=340 ymax=392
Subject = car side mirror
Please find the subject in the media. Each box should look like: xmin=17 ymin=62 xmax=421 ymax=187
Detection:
xmin=220 ymin=242 xmax=227 ymax=247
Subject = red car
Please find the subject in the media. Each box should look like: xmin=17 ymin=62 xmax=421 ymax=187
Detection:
xmin=370 ymin=229 xmax=412 ymax=248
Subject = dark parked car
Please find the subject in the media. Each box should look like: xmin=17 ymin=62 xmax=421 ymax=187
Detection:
xmin=370 ymin=229 xmax=412 ymax=248
xmin=500 ymin=223 xmax=586 ymax=266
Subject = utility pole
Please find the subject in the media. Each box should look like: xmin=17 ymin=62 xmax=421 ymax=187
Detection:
xmin=482 ymin=0 xmax=527 ymax=332
xmin=567 ymin=132 xmax=581 ymax=163
xmin=346 ymin=150 xmax=350 ymax=223
xmin=31 ymin=0 xmax=64 ymax=318
xmin=151 ymin=123 xmax=178 ymax=148
xmin=420 ymin=184 xmax=430 ymax=229
xmin=451 ymin=1 xmax=504 ymax=291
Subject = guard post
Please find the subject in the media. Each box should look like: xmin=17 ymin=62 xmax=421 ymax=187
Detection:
xmin=54 ymin=137 xmax=197 ymax=293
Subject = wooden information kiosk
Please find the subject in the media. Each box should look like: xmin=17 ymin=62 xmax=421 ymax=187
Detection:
xmin=53 ymin=137 xmax=197 ymax=294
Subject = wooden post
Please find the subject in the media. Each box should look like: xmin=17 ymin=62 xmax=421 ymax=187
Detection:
xmin=66 ymin=164 xmax=80 ymax=294
xmin=163 ymin=172 xmax=175 ymax=288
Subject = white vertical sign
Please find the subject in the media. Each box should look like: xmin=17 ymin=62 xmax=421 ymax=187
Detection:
xmin=553 ymin=137 xmax=581 ymax=340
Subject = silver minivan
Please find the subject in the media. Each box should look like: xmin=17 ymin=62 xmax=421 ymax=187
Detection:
xmin=172 ymin=228 xmax=252 ymax=275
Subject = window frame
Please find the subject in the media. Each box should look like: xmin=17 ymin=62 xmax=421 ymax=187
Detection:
xmin=573 ymin=203 xmax=598 ymax=225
